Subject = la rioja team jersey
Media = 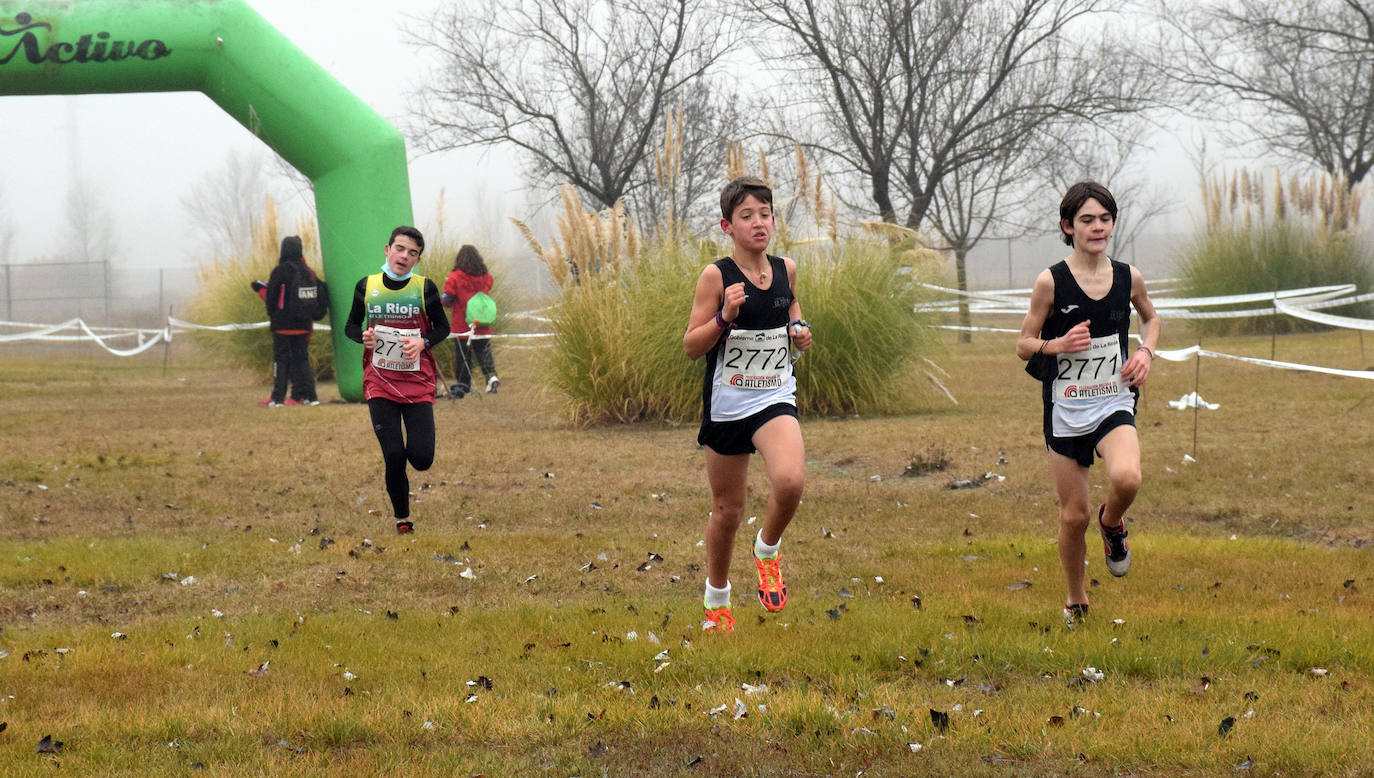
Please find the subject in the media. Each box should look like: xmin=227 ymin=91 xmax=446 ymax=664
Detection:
xmin=701 ymin=255 xmax=796 ymax=422
xmin=1038 ymin=259 xmax=1137 ymax=437
xmin=362 ymin=273 xmax=438 ymax=403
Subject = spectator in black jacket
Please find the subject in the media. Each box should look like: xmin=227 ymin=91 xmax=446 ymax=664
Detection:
xmin=262 ymin=235 xmax=325 ymax=406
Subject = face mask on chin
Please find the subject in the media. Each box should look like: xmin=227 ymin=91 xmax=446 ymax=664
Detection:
xmin=381 ymin=262 xmax=412 ymax=282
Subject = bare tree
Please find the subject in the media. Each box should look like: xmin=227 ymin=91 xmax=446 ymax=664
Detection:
xmin=630 ymin=84 xmax=753 ymax=236
xmin=927 ymin=134 xmax=1050 ymax=337
xmin=745 ymin=0 xmax=1160 ymax=229
xmin=745 ymin=0 xmax=1164 ymax=333
xmin=180 ymin=149 xmax=277 ymax=259
xmin=271 ymin=154 xmax=317 ymax=219
xmin=742 ymin=0 xmax=932 ymax=225
xmin=66 ymin=182 xmax=120 ymax=265
xmin=410 ymin=0 xmax=738 ymax=225
xmin=1042 ymin=117 xmax=1174 ymax=264
xmin=1158 ymin=0 xmax=1374 ymax=191
xmin=0 ymin=183 xmax=15 ymax=265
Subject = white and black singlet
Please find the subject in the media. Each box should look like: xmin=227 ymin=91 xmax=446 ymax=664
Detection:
xmin=700 ymin=255 xmax=796 ymax=423
xmin=1037 ymin=259 xmax=1137 ymax=441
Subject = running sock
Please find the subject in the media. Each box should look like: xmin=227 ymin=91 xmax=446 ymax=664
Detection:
xmin=704 ymin=580 xmax=731 ymax=608
xmin=754 ymin=530 xmax=780 ymax=560
xmin=1098 ymin=503 xmax=1126 ymax=533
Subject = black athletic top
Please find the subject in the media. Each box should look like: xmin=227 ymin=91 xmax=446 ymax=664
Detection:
xmin=1035 ymin=259 xmax=1137 ymax=437
xmin=1039 ymin=259 xmax=1132 ymax=347
xmin=700 ymin=255 xmax=796 ymax=423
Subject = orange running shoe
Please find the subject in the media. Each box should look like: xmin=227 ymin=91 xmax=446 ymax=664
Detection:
xmin=753 ymin=548 xmax=788 ymax=611
xmin=702 ymin=606 xmax=735 ymax=633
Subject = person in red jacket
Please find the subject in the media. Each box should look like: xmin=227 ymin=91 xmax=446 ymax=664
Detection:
xmin=441 ymin=244 xmax=500 ymax=398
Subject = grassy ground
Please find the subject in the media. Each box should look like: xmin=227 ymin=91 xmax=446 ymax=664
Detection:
xmin=0 ymin=327 xmax=1372 ymax=776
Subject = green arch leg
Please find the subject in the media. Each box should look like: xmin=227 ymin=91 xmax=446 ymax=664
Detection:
xmin=0 ymin=0 xmax=411 ymax=399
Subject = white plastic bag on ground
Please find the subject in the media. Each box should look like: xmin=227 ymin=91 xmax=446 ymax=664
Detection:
xmin=1167 ymin=392 xmax=1219 ymax=410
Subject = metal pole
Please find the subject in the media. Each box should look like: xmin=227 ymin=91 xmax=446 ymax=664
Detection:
xmin=163 ymin=305 xmax=173 ymax=376
xmin=1006 ymin=238 xmax=1013 ymax=288
xmin=104 ymin=258 xmax=112 ymax=326
xmin=1270 ymin=286 xmax=1278 ymax=361
xmin=1191 ymin=337 xmax=1202 ymax=461
xmin=2 ymin=263 xmax=9 ymax=321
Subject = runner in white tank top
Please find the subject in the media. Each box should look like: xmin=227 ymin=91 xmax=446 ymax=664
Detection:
xmin=1017 ymin=181 xmax=1161 ymax=629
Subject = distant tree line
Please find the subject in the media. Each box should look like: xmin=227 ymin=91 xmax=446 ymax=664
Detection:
xmin=401 ymin=0 xmax=1372 ymax=312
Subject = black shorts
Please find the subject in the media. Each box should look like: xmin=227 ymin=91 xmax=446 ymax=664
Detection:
xmin=697 ymin=403 xmax=797 ymax=456
xmin=1046 ymin=410 xmax=1135 ymax=468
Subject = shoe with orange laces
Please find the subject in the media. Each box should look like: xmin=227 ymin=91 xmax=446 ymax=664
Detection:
xmin=753 ymin=547 xmax=788 ymax=611
xmin=702 ymin=605 xmax=735 ymax=634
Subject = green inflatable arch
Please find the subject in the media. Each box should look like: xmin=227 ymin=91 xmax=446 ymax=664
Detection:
xmin=0 ymin=0 xmax=412 ymax=401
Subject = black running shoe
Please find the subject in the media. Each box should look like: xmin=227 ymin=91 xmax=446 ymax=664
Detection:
xmin=395 ymin=519 xmax=414 ymax=535
xmin=1098 ymin=503 xmax=1131 ymax=577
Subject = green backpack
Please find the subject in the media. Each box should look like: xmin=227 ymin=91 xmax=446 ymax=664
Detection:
xmin=465 ymin=291 xmax=498 ymax=327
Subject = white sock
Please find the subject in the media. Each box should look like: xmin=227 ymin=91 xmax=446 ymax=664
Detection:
xmin=754 ymin=530 xmax=780 ymax=560
xmin=703 ymin=580 xmax=731 ymax=608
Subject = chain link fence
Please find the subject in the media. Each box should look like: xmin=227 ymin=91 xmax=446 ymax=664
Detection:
xmin=0 ymin=261 xmax=200 ymax=328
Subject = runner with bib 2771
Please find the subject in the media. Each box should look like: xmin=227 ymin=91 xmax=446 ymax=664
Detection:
xmin=1016 ymin=181 xmax=1161 ymax=630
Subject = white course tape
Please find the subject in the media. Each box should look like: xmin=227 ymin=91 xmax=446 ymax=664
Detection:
xmin=0 ymin=318 xmax=90 ymax=343
xmin=934 ymin=323 xmax=1374 ymax=382
xmin=456 ymin=331 xmax=552 ymax=341
xmin=74 ymin=319 xmax=169 ymax=357
xmin=922 ymin=281 xmax=1373 ymax=328
xmin=0 ymin=319 xmax=172 ymax=356
xmin=1153 ymin=344 xmax=1374 ymax=380
xmin=3 ymin=315 xmax=552 ymax=356
xmin=167 ymin=317 xmax=271 ymax=331
xmin=1 ymin=319 xmax=172 ymax=355
xmin=1305 ymin=291 xmax=1374 ymax=309
xmin=918 ymin=283 xmax=1031 ymax=307
xmin=1150 ymin=284 xmax=1356 ymax=309
xmin=937 ymin=324 xmax=1023 ymax=334
xmin=1274 ymin=298 xmax=1374 ymax=331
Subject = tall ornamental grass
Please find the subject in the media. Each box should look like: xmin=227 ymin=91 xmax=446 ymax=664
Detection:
xmin=545 ymin=239 xmax=710 ymax=424
xmin=1180 ymin=169 xmax=1373 ymax=335
xmin=184 ymin=206 xmax=337 ymax=380
xmin=519 ymin=186 xmax=947 ymax=424
xmin=792 ymin=238 xmax=944 ymax=416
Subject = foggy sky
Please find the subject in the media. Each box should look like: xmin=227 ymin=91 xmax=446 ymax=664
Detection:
xmin=0 ymin=0 xmax=1210 ymax=278
xmin=0 ymin=0 xmax=522 ymax=271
